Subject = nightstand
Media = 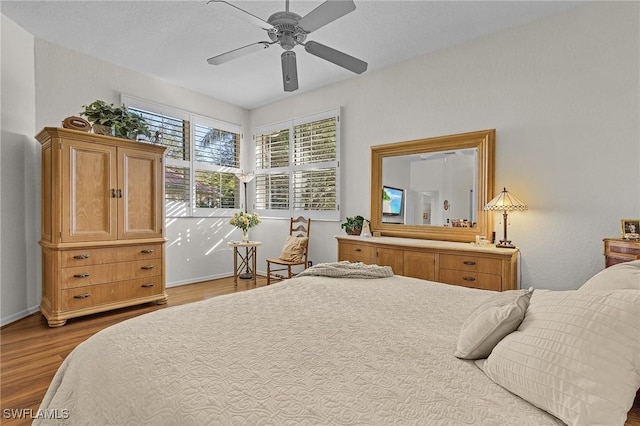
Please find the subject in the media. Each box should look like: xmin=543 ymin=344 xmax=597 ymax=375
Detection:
xmin=603 ymin=238 xmax=640 ymax=268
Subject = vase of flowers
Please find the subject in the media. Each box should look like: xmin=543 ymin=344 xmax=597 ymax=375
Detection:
xmin=229 ymin=211 xmax=260 ymax=242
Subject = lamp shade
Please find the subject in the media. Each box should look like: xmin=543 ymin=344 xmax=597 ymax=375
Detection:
xmin=484 ymin=187 xmax=527 ymax=211
xmin=235 ymin=170 xmax=255 ymax=184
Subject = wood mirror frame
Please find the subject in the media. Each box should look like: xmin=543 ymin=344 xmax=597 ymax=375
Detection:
xmin=370 ymin=129 xmax=495 ymax=243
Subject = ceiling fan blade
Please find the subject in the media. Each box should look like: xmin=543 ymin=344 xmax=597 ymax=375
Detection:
xmin=207 ymin=0 xmax=274 ymax=30
xmin=281 ymin=51 xmax=299 ymax=92
xmin=207 ymin=42 xmax=271 ymax=65
xmin=298 ymin=0 xmax=356 ymax=33
xmin=304 ymin=41 xmax=367 ymax=74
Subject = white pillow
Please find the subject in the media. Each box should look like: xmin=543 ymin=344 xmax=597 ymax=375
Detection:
xmin=580 ymin=260 xmax=640 ymax=291
xmin=454 ymin=289 xmax=531 ymax=360
xmin=476 ymin=289 xmax=640 ymax=426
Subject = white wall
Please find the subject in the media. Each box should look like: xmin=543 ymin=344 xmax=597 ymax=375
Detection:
xmin=0 ymin=15 xmax=40 ymax=325
xmin=33 ymin=39 xmax=252 ymax=288
xmin=1 ymin=2 xmax=638 ymax=325
xmin=251 ymin=2 xmax=640 ymax=290
xmin=0 ymin=27 xmax=252 ymax=324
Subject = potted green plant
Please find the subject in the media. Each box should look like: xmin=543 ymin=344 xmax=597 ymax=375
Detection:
xmin=80 ymin=100 xmax=151 ymax=141
xmin=80 ymin=100 xmax=116 ymax=135
xmin=111 ymin=105 xmax=151 ymax=140
xmin=341 ymin=215 xmax=366 ymax=235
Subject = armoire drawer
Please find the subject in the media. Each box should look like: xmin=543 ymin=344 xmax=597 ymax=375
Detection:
xmin=62 ymin=258 xmax=162 ymax=289
xmin=61 ymin=276 xmax=163 ymax=311
xmin=438 ymin=269 xmax=502 ymax=291
xmin=62 ymin=244 xmax=162 ymax=267
xmin=439 ymin=254 xmax=502 ymax=275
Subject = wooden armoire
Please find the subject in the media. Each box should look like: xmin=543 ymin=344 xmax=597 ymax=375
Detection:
xmin=37 ymin=128 xmax=168 ymax=327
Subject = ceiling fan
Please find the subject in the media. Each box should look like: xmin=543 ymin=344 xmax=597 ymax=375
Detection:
xmin=207 ymin=0 xmax=368 ymax=92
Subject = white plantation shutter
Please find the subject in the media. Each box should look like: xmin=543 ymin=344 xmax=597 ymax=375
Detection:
xmin=256 ymin=128 xmax=290 ymax=169
xmin=255 ymin=108 xmax=340 ymax=220
xmin=193 ymin=122 xmax=240 ymax=168
xmin=191 ymin=116 xmax=241 ymax=215
xmin=293 ymin=117 xmax=336 ymax=165
xmin=293 ymin=168 xmax=337 ymax=212
xmin=255 ymin=173 xmax=289 ymax=210
xmin=165 ymin=166 xmax=190 ymax=217
xmin=123 ymin=95 xmax=242 ymax=217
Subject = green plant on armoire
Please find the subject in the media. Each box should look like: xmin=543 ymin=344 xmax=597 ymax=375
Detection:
xmin=81 ymin=100 xmax=151 ymax=141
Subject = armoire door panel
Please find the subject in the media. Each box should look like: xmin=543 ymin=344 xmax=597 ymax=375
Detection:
xmin=118 ymin=148 xmax=163 ymax=239
xmin=62 ymin=140 xmax=117 ymax=242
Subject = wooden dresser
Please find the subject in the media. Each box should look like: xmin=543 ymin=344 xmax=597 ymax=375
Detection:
xmin=603 ymin=238 xmax=640 ymax=268
xmin=337 ymin=235 xmax=519 ymax=291
xmin=37 ymin=128 xmax=168 ymax=327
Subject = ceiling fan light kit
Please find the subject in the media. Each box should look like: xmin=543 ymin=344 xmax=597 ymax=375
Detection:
xmin=207 ymin=0 xmax=368 ymax=92
xmin=281 ymin=51 xmax=299 ymax=92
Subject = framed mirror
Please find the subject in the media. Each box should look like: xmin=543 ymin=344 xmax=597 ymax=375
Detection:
xmin=370 ymin=129 xmax=495 ymax=242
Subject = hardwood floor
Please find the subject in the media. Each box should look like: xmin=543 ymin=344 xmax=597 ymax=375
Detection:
xmin=2 ymin=275 xmax=639 ymax=425
xmin=0 ymin=276 xmax=267 ymax=426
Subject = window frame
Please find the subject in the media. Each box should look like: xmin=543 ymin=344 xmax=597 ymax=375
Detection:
xmin=122 ymin=95 xmax=243 ymax=218
xmin=254 ymin=108 xmax=341 ymax=221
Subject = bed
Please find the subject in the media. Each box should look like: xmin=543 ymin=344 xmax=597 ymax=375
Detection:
xmin=35 ymin=261 xmax=640 ymax=425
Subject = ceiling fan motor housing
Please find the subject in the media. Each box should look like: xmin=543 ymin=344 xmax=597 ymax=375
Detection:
xmin=267 ymin=11 xmax=307 ymax=50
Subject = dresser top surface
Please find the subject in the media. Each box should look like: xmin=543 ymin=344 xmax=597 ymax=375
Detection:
xmin=336 ymin=235 xmax=519 ymax=255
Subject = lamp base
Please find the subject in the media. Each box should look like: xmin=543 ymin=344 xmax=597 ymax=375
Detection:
xmin=239 ymin=272 xmax=253 ymax=280
xmin=495 ymin=240 xmax=516 ymax=249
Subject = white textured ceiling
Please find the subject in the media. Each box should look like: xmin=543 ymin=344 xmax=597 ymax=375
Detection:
xmin=1 ymin=1 xmax=583 ymax=110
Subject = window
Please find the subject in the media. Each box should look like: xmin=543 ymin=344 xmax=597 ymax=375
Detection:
xmin=254 ymin=109 xmax=340 ymax=221
xmin=122 ymin=95 xmax=242 ymax=217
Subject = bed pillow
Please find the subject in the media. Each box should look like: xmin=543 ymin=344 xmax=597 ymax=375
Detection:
xmin=454 ymin=289 xmax=531 ymax=360
xmin=580 ymin=260 xmax=640 ymax=290
xmin=476 ymin=289 xmax=640 ymax=426
xmin=279 ymin=236 xmax=308 ymax=262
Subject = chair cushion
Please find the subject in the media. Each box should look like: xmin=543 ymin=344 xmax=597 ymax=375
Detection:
xmin=279 ymin=236 xmax=309 ymax=262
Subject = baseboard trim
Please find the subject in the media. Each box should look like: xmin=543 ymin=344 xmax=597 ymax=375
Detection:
xmin=1 ymin=305 xmax=40 ymax=328
xmin=166 ymin=272 xmax=231 ymax=288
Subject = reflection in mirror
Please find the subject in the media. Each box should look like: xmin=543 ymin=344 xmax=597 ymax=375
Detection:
xmin=382 ymin=148 xmax=477 ymax=227
xmin=370 ymin=129 xmax=495 ymax=243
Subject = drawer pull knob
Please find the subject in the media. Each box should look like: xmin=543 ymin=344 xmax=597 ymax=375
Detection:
xmin=463 ymin=276 xmax=476 ymax=282
xmin=73 ymin=273 xmax=90 ymax=278
xmin=73 ymin=254 xmax=90 ymax=259
xmin=141 ymin=283 xmax=154 ymax=288
xmin=141 ymin=249 xmax=155 ymax=254
xmin=463 ymin=261 xmax=476 ymax=266
xmin=73 ymin=293 xmax=91 ymax=299
xmin=141 ymin=265 xmax=154 ymax=270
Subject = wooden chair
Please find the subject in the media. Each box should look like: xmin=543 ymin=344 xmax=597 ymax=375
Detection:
xmin=266 ymin=216 xmax=311 ymax=285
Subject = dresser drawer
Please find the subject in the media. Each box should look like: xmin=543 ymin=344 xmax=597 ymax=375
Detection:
xmin=62 ymin=244 xmax=162 ymax=267
xmin=439 ymin=254 xmax=502 ymax=275
xmin=62 ymin=258 xmax=162 ymax=289
xmin=339 ymin=242 xmax=375 ymax=263
xmin=61 ymin=276 xmax=163 ymax=311
xmin=438 ymin=269 xmax=502 ymax=291
xmin=336 ymin=236 xmax=518 ymax=292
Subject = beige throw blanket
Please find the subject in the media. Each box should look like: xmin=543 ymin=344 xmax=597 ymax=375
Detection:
xmin=296 ymin=260 xmax=393 ymax=279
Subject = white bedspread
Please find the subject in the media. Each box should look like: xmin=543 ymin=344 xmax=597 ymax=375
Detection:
xmin=36 ymin=276 xmax=562 ymax=425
